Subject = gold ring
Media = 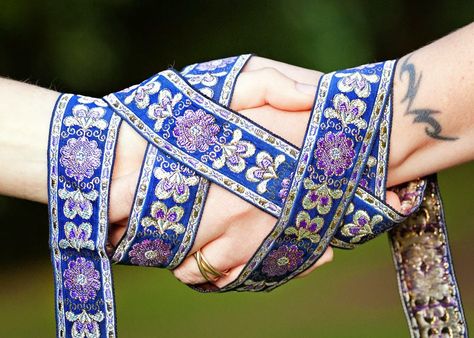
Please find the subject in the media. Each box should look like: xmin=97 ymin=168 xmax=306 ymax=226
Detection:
xmin=193 ymin=250 xmax=227 ymax=282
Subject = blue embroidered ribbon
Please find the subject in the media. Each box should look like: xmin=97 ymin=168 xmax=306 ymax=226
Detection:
xmin=48 ymin=55 xmax=468 ymax=337
xmin=48 ymin=94 xmax=120 ymax=337
xmin=111 ymin=55 xmax=252 ymax=268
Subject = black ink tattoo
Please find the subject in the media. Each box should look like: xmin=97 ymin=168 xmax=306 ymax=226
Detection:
xmin=406 ymin=109 xmax=458 ymax=141
xmin=399 ymin=55 xmax=458 ymax=141
xmin=399 ymin=55 xmax=421 ymax=112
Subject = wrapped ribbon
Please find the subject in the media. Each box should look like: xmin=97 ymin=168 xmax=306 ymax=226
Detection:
xmin=48 ymin=55 xmax=467 ymax=337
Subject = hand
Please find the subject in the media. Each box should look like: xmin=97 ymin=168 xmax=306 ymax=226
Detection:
xmin=107 ymin=56 xmax=402 ymax=288
xmin=171 ymin=57 xmax=401 ymax=286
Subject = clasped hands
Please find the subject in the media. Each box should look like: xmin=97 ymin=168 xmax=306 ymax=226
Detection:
xmin=107 ymin=56 xmax=401 ymax=287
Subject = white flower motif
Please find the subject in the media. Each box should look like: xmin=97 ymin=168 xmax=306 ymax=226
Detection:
xmin=335 ymin=71 xmax=379 ymax=98
xmin=59 ymin=222 xmax=95 ymax=252
xmin=245 ymin=151 xmax=285 ymax=194
xmin=141 ymin=201 xmax=185 ymax=235
xmin=147 ymin=89 xmax=182 ymax=131
xmin=77 ymin=95 xmax=108 ymax=107
xmin=66 ymin=310 xmax=104 ymax=338
xmin=185 ymin=71 xmax=227 ymax=99
xmin=212 ymin=129 xmax=255 ymax=173
xmin=195 ymin=57 xmax=237 ymax=71
xmin=324 ymin=93 xmax=367 ymax=129
xmin=63 ymin=104 xmax=108 ymax=130
xmin=154 ymin=165 xmax=200 ymax=204
xmin=58 ymin=188 xmax=98 ymax=219
xmin=124 ymin=81 xmax=161 ymax=109
xmin=340 ymin=210 xmax=383 ymax=243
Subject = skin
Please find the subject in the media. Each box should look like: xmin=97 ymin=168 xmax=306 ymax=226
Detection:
xmin=0 ymin=23 xmax=473 ymax=287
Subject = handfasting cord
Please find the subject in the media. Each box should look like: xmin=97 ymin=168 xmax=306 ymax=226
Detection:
xmin=48 ymin=56 xmax=467 ymax=337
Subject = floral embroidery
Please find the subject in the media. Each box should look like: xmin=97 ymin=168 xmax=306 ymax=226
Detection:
xmin=63 ymin=104 xmax=108 ymax=130
xmin=59 ymin=222 xmax=94 ymax=251
xmin=128 ymin=239 xmax=171 ymax=267
xmin=77 ymin=95 xmax=108 ymax=107
xmin=285 ymin=211 xmax=324 ymax=243
xmin=141 ymin=201 xmax=185 ymax=235
xmin=335 ymin=71 xmax=379 ymax=98
xmin=315 ymin=131 xmax=355 ymax=177
xmin=124 ymin=81 xmax=161 ymax=109
xmin=324 ymin=93 xmax=367 ymax=129
xmin=237 ymin=279 xmax=278 ymax=292
xmin=147 ymin=89 xmax=182 ymax=131
xmin=66 ymin=310 xmax=104 ymax=338
xmin=186 ymin=71 xmax=227 ymax=87
xmin=246 ymin=151 xmax=285 ymax=193
xmin=340 ymin=210 xmax=383 ymax=242
xmin=154 ymin=166 xmax=199 ymax=203
xmin=185 ymin=71 xmax=227 ymax=98
xmin=195 ymin=57 xmax=237 ymax=71
xmin=63 ymin=257 xmax=101 ymax=303
xmin=172 ymin=109 xmax=220 ymax=153
xmin=58 ymin=188 xmax=98 ymax=219
xmin=60 ymin=137 xmax=102 ymax=182
xmin=262 ymin=245 xmax=304 ymax=277
xmin=212 ymin=129 xmax=255 ymax=173
xmin=278 ymin=174 xmax=293 ymax=202
xmin=302 ymin=179 xmax=343 ymax=214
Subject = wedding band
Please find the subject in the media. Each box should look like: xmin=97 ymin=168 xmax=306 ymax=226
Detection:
xmin=193 ymin=250 xmax=227 ymax=282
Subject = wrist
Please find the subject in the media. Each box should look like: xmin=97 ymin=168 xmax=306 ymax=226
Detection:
xmin=0 ymin=78 xmax=59 ymax=203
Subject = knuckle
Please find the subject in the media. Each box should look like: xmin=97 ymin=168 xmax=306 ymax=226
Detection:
xmin=172 ymin=267 xmax=196 ymax=285
xmin=259 ymin=67 xmax=280 ymax=81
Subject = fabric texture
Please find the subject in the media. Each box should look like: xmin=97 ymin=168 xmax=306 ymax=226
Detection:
xmin=48 ymin=55 xmax=467 ymax=337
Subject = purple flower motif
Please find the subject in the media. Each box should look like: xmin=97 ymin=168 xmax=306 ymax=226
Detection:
xmin=173 ymin=109 xmax=219 ymax=153
xmin=141 ymin=201 xmax=185 ymax=235
xmin=324 ymin=93 xmax=367 ymax=129
xmin=285 ymin=211 xmax=324 ymax=243
xmin=340 ymin=210 xmax=383 ymax=243
xmin=302 ymin=179 xmax=343 ymax=215
xmin=245 ymin=151 xmax=286 ymax=194
xmin=154 ymin=165 xmax=199 ymax=203
xmin=128 ymin=239 xmax=172 ymax=267
xmin=60 ymin=137 xmax=102 ymax=182
xmin=59 ymin=222 xmax=95 ymax=251
xmin=212 ymin=129 xmax=255 ymax=173
xmin=124 ymin=81 xmax=161 ymax=109
xmin=147 ymin=89 xmax=182 ymax=131
xmin=278 ymin=175 xmax=292 ymax=202
xmin=262 ymin=245 xmax=304 ymax=277
xmin=58 ymin=188 xmax=98 ymax=220
xmin=315 ymin=132 xmax=355 ymax=177
xmin=63 ymin=257 xmax=101 ymax=303
xmin=335 ymin=71 xmax=379 ymax=98
xmin=195 ymin=57 xmax=237 ymax=71
xmin=66 ymin=310 xmax=104 ymax=338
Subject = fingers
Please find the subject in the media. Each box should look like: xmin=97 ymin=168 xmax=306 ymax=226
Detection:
xmin=243 ymin=56 xmax=323 ymax=85
xmin=386 ymin=190 xmax=402 ymax=212
xmin=173 ymin=207 xmax=274 ymax=285
xmin=109 ymin=171 xmax=139 ymax=224
xmin=185 ymin=184 xmax=258 ymax=257
xmin=231 ymin=68 xmax=315 ymax=112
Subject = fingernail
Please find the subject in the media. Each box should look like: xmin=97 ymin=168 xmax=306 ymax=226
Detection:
xmin=295 ymin=82 xmax=317 ymax=95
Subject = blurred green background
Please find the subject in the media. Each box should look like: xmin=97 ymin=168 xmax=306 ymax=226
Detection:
xmin=0 ymin=1 xmax=472 ymax=337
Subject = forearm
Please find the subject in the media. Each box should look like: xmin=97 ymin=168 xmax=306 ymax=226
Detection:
xmin=0 ymin=78 xmax=59 ymax=203
xmin=246 ymin=23 xmax=474 ymax=188
xmin=389 ymin=22 xmax=474 ymax=186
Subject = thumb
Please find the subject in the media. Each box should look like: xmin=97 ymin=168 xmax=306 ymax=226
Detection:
xmin=231 ymin=67 xmax=316 ymax=112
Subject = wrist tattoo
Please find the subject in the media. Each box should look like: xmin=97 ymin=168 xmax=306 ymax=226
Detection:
xmin=399 ymin=54 xmax=458 ymax=141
